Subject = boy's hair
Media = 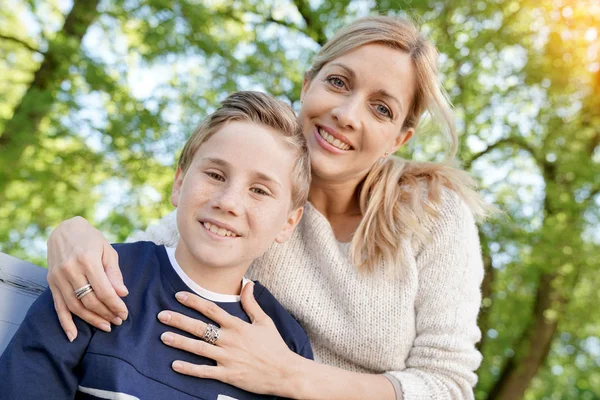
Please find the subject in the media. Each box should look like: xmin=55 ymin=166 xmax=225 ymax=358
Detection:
xmin=178 ymin=91 xmax=310 ymax=210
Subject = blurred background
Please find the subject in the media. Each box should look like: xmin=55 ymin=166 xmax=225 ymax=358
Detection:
xmin=1 ymin=0 xmax=599 ymax=398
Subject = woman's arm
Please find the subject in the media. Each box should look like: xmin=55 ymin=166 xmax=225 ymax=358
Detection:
xmin=157 ymin=284 xmax=397 ymax=400
xmin=385 ymin=191 xmax=484 ymax=399
xmin=47 ymin=216 xmax=129 ymax=339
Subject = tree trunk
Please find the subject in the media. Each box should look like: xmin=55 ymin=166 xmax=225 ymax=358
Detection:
xmin=0 ymin=0 xmax=100 ymax=189
xmin=486 ymin=273 xmax=560 ymax=400
xmin=476 ymin=233 xmax=494 ymax=352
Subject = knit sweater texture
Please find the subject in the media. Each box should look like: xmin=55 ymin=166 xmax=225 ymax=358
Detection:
xmin=129 ymin=190 xmax=484 ymax=400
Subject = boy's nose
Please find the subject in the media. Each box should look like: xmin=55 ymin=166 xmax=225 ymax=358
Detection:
xmin=212 ymin=185 xmax=243 ymax=216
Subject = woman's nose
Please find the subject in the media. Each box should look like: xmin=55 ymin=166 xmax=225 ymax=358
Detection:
xmin=331 ymin=96 xmax=361 ymax=130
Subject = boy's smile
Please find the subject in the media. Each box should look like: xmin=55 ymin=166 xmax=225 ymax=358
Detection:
xmin=170 ymin=121 xmax=302 ymax=295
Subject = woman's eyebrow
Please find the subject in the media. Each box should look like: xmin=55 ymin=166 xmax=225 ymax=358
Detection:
xmin=329 ymin=63 xmax=355 ymax=79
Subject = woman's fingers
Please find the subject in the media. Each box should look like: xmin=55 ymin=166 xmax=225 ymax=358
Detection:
xmin=102 ymin=241 xmax=129 ymax=297
xmin=240 ymin=281 xmax=267 ymax=323
xmin=79 ymin=291 xmax=123 ymax=326
xmin=85 ymin=258 xmax=129 ymax=321
xmin=157 ymin=310 xmax=216 ymax=340
xmin=47 ymin=216 xmax=129 ymax=329
xmin=173 ymin=292 xmax=237 ymax=328
xmin=49 ymin=281 xmax=78 ymax=342
xmin=171 ymin=361 xmax=225 ymax=381
xmin=53 ymin=274 xmax=112 ymax=333
xmin=160 ymin=332 xmax=224 ymax=360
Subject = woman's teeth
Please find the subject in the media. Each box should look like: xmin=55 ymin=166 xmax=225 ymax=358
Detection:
xmin=317 ymin=127 xmax=351 ymax=151
xmin=203 ymin=222 xmax=237 ymax=237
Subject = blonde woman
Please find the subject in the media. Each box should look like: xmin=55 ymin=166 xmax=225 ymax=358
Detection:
xmin=46 ymin=16 xmax=487 ymax=400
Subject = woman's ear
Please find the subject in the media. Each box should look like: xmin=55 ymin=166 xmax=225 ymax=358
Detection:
xmin=274 ymin=207 xmax=304 ymax=244
xmin=300 ymin=75 xmax=312 ymax=103
xmin=392 ymin=128 xmax=414 ymax=153
xmin=171 ymin=167 xmax=184 ymax=208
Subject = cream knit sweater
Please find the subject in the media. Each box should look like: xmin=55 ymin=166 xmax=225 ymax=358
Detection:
xmin=129 ymin=190 xmax=484 ymax=400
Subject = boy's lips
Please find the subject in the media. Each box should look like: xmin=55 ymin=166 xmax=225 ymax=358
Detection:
xmin=199 ymin=219 xmax=241 ymax=238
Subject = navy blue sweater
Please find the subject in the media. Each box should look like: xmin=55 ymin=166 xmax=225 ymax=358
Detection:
xmin=0 ymin=242 xmax=312 ymax=400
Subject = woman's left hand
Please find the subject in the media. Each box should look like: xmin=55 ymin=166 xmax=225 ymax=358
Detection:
xmin=157 ymin=282 xmax=298 ymax=396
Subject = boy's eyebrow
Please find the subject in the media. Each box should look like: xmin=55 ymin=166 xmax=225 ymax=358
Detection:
xmin=202 ymin=157 xmax=282 ymax=188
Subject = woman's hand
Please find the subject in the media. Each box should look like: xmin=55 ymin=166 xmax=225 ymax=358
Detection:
xmin=157 ymin=282 xmax=299 ymax=397
xmin=47 ymin=216 xmax=129 ymax=341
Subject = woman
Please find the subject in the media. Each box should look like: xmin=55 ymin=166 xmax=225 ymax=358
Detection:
xmin=47 ymin=15 xmax=487 ymax=400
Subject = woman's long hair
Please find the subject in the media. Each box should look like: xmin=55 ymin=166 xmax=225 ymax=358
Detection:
xmin=306 ymin=16 xmax=488 ymax=272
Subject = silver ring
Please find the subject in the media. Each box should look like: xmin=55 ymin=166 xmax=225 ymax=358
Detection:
xmin=201 ymin=323 xmax=220 ymax=345
xmin=74 ymin=284 xmax=93 ymax=300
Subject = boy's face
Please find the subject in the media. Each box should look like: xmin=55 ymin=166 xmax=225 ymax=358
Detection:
xmin=171 ymin=121 xmax=303 ymax=273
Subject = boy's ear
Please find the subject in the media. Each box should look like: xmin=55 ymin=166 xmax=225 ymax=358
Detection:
xmin=171 ymin=167 xmax=184 ymax=208
xmin=392 ymin=127 xmax=414 ymax=153
xmin=274 ymin=207 xmax=304 ymax=244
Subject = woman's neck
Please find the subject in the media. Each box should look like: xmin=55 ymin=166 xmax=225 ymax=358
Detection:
xmin=308 ymin=176 xmax=363 ymax=242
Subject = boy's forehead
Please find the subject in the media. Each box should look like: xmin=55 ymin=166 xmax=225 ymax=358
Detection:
xmin=193 ymin=122 xmax=296 ymax=181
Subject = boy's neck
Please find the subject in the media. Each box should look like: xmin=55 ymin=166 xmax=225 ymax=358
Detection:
xmin=174 ymin=243 xmax=249 ymax=296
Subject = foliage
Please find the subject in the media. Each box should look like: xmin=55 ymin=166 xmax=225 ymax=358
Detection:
xmin=1 ymin=0 xmax=598 ymax=398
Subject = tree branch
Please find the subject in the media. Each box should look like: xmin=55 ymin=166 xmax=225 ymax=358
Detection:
xmin=0 ymin=33 xmax=42 ymax=54
xmin=291 ymin=0 xmax=327 ymax=45
xmin=465 ymin=137 xmax=538 ymax=169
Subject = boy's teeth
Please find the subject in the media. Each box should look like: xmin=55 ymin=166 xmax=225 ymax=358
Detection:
xmin=317 ymin=127 xmax=350 ymax=151
xmin=203 ymin=222 xmax=236 ymax=237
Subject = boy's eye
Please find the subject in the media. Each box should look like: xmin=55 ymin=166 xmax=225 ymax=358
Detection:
xmin=206 ymin=172 xmax=225 ymax=182
xmin=250 ymin=187 xmax=270 ymax=196
xmin=326 ymin=76 xmax=346 ymax=89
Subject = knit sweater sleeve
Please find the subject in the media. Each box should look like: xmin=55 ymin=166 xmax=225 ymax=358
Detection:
xmin=126 ymin=210 xmax=180 ymax=246
xmin=386 ymin=191 xmax=484 ymax=400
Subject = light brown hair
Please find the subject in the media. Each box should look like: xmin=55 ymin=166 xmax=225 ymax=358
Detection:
xmin=178 ymin=91 xmax=310 ymax=210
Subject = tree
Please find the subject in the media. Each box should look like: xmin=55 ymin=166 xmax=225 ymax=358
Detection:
xmin=1 ymin=1 xmax=598 ymax=398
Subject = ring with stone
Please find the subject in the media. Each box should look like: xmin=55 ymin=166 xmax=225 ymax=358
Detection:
xmin=201 ymin=323 xmax=220 ymax=345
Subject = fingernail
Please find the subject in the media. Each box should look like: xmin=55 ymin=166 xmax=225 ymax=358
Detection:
xmin=111 ymin=317 xmax=123 ymax=326
xmin=66 ymin=331 xmax=76 ymax=343
xmin=119 ymin=284 xmax=129 ymax=295
xmin=118 ymin=312 xmax=128 ymax=321
xmin=172 ymin=361 xmax=183 ymax=371
xmin=175 ymin=292 xmax=187 ymax=302
xmin=99 ymin=323 xmax=111 ymax=332
xmin=161 ymin=332 xmax=173 ymax=344
xmin=157 ymin=311 xmax=171 ymax=323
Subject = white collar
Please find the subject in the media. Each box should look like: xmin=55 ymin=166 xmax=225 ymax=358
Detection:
xmin=165 ymin=246 xmax=250 ymax=303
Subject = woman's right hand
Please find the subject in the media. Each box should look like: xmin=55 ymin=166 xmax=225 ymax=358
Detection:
xmin=47 ymin=216 xmax=129 ymax=342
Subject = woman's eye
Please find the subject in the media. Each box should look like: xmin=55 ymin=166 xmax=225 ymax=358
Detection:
xmin=206 ymin=172 xmax=225 ymax=182
xmin=251 ymin=187 xmax=270 ymax=196
xmin=375 ymin=104 xmax=392 ymax=118
xmin=327 ymin=76 xmax=346 ymax=89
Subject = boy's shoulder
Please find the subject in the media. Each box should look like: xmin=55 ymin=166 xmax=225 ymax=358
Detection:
xmin=111 ymin=241 xmax=165 ymax=282
xmin=252 ymin=281 xmax=312 ymax=358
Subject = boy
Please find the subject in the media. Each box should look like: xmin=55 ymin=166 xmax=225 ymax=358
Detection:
xmin=0 ymin=91 xmax=313 ymax=399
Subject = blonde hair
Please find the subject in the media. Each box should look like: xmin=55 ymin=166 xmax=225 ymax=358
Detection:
xmin=178 ymin=91 xmax=310 ymax=210
xmin=307 ymin=16 xmax=487 ymax=272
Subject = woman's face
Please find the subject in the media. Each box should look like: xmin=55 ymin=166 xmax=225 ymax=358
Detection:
xmin=299 ymin=43 xmax=416 ymax=184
